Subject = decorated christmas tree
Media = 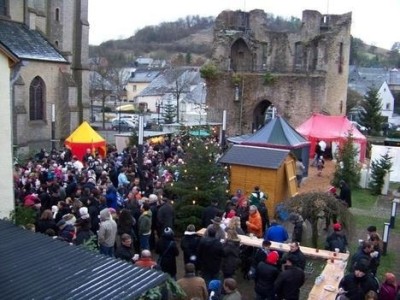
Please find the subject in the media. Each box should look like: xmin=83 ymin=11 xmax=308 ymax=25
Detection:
xmin=165 ymin=136 xmax=228 ymax=207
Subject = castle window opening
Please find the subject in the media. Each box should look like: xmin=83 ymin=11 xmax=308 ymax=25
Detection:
xmin=55 ymin=8 xmax=60 ymax=22
xmin=338 ymin=42 xmax=344 ymax=74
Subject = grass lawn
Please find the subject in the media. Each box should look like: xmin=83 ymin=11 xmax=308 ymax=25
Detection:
xmin=351 ymin=188 xmax=377 ymax=209
xmin=349 ymin=188 xmax=399 ymax=280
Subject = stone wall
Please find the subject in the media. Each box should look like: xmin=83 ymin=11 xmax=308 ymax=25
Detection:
xmin=207 ymin=9 xmax=352 ymax=136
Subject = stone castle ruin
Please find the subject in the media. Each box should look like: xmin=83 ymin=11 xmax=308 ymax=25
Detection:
xmin=205 ymin=9 xmax=352 ymax=136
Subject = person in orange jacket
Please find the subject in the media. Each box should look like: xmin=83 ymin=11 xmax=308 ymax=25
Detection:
xmin=246 ymin=205 xmax=263 ymax=238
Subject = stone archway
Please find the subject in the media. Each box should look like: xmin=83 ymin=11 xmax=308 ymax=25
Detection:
xmin=253 ymin=100 xmax=272 ymax=131
xmin=231 ymin=38 xmax=252 ymax=72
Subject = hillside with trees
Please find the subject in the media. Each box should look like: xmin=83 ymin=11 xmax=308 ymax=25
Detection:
xmin=90 ymin=13 xmax=398 ymax=69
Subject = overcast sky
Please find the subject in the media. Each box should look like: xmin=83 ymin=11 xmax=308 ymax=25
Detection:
xmin=88 ymin=0 xmax=399 ymax=50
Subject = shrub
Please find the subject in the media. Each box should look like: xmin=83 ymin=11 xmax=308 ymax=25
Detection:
xmin=200 ymin=62 xmax=219 ymax=80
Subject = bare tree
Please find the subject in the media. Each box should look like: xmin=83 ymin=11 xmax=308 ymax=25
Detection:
xmin=169 ymin=69 xmax=193 ymax=123
xmin=89 ymin=57 xmax=131 ymax=129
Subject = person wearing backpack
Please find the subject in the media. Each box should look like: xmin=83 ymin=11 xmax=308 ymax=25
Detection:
xmin=325 ymin=223 xmax=348 ymax=253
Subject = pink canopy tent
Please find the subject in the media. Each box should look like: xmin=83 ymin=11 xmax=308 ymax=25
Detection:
xmin=296 ymin=113 xmax=367 ymax=162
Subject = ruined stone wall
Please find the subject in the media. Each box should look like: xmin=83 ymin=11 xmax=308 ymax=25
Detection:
xmin=207 ymin=73 xmax=327 ymax=136
xmin=207 ymin=9 xmax=352 ymax=136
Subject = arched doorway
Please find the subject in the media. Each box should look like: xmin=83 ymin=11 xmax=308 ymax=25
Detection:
xmin=253 ymin=100 xmax=272 ymax=131
xmin=231 ymin=38 xmax=252 ymax=72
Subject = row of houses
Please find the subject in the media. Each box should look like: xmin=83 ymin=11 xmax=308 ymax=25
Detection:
xmin=91 ymin=62 xmax=400 ymax=127
xmin=90 ymin=62 xmax=208 ymax=124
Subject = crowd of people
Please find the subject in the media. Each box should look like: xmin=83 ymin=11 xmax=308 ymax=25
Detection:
xmin=12 ymin=137 xmax=400 ymax=300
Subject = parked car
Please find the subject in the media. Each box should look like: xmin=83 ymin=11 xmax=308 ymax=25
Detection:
xmin=350 ymin=121 xmax=367 ymax=132
xmin=111 ymin=115 xmax=138 ymax=124
xmin=111 ymin=119 xmax=136 ymax=131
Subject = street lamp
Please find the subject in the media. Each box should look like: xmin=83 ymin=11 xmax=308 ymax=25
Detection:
xmin=156 ymin=99 xmax=163 ymax=125
xmin=382 ymin=222 xmax=390 ymax=255
xmin=51 ymin=103 xmax=56 ymax=150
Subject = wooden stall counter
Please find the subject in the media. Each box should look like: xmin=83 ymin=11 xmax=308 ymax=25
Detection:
xmin=308 ymin=259 xmax=347 ymax=300
xmin=197 ymin=228 xmax=349 ymax=300
xmin=196 ymin=228 xmax=349 ymax=261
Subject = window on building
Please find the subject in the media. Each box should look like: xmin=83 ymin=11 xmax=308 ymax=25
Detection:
xmin=0 ymin=0 xmax=8 ymax=16
xmin=55 ymin=8 xmax=60 ymax=22
xmin=132 ymin=85 xmax=137 ymax=92
xmin=294 ymin=42 xmax=303 ymax=70
xmin=262 ymin=42 xmax=268 ymax=70
xmin=29 ymin=76 xmax=46 ymax=121
xmin=55 ymin=40 xmax=59 ymax=47
xmin=338 ymin=42 xmax=344 ymax=74
xmin=386 ymin=103 xmax=390 ymax=110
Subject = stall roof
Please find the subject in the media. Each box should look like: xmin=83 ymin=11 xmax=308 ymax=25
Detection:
xmin=242 ymin=116 xmax=310 ymax=149
xmin=0 ymin=220 xmax=167 ymax=299
xmin=218 ymin=145 xmax=290 ymax=169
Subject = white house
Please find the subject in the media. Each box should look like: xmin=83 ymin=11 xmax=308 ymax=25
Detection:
xmin=0 ymin=45 xmax=18 ymax=218
xmin=135 ymin=67 xmax=206 ymax=123
xmin=378 ymin=81 xmax=394 ymax=119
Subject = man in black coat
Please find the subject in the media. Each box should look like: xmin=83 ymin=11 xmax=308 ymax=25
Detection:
xmin=274 ymin=257 xmax=305 ymax=300
xmin=339 ymin=179 xmax=352 ymax=207
xmin=254 ymin=250 xmax=280 ymax=300
xmin=349 ymin=241 xmax=373 ymax=273
xmin=285 ymin=241 xmax=306 ymax=270
xmin=338 ymin=263 xmax=379 ymax=299
xmin=197 ymin=227 xmax=224 ymax=286
xmin=115 ymin=233 xmax=135 ymax=263
xmin=157 ymin=197 xmax=174 ymax=236
xmin=201 ymin=199 xmax=222 ymax=228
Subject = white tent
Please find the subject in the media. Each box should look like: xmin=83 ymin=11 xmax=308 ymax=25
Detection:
xmin=370 ymin=145 xmax=400 ymax=182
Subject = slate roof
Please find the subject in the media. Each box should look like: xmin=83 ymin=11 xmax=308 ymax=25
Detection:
xmin=347 ymin=65 xmax=400 ymax=95
xmin=218 ymin=145 xmax=290 ymax=169
xmin=0 ymin=19 xmax=67 ymax=63
xmin=128 ymin=70 xmax=161 ymax=83
xmin=0 ymin=220 xmax=167 ymax=299
xmin=241 ymin=116 xmax=310 ymax=149
xmin=139 ymin=68 xmax=202 ymax=97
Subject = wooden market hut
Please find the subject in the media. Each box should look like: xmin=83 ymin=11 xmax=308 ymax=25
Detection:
xmin=218 ymin=145 xmax=298 ymax=218
xmin=229 ymin=116 xmax=311 ymax=176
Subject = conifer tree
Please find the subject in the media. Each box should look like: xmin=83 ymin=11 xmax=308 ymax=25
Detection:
xmin=164 ymin=137 xmax=228 ymax=207
xmin=359 ymin=88 xmax=384 ymax=135
xmin=162 ymin=102 xmax=177 ymax=124
xmin=331 ymin=132 xmax=361 ymax=189
xmin=369 ymin=152 xmax=393 ymax=195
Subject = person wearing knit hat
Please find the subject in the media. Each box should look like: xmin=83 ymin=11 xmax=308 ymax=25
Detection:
xmin=254 ymin=250 xmax=280 ymax=299
xmin=208 ymin=280 xmax=221 ymax=299
xmin=74 ymin=207 xmax=93 ymax=245
xmin=333 ymin=223 xmax=342 ymax=231
xmin=148 ymin=194 xmax=158 ymax=204
xmin=181 ymin=224 xmax=201 ymax=268
xmin=325 ymin=223 xmax=348 ymax=253
xmin=379 ymin=273 xmax=399 ymax=300
xmin=338 ymin=262 xmax=379 ymax=300
xmin=266 ymin=251 xmax=280 ymax=265
xmin=79 ymin=207 xmax=90 ymax=219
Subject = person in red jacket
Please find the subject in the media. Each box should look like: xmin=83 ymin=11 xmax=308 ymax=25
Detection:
xmin=134 ymin=249 xmax=158 ymax=269
xmin=246 ymin=205 xmax=263 ymax=238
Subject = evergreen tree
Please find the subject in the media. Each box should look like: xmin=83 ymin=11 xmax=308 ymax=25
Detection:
xmin=359 ymin=88 xmax=384 ymax=135
xmin=331 ymin=132 xmax=361 ymax=189
xmin=185 ymin=52 xmax=192 ymax=65
xmin=162 ymin=102 xmax=177 ymax=124
xmin=164 ymin=137 xmax=228 ymax=207
xmin=369 ymin=152 xmax=393 ymax=195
